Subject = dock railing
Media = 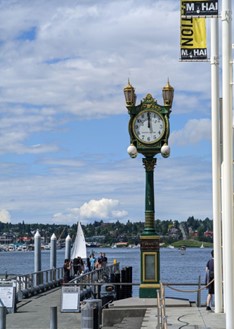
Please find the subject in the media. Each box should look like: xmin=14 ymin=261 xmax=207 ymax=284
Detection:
xmin=5 ymin=262 xmax=120 ymax=302
xmin=157 ymin=283 xmax=168 ymax=329
xmin=70 ymin=262 xmax=120 ymax=285
xmin=156 ymin=278 xmax=211 ymax=329
xmin=69 ymin=262 xmax=120 ymax=299
xmin=3 ymin=265 xmax=208 ymax=309
xmin=11 ymin=267 xmax=64 ymax=300
xmin=163 ymin=275 xmax=209 ymax=307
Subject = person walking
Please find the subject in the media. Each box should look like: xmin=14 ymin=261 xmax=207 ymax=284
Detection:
xmin=63 ymin=259 xmax=71 ymax=283
xmin=86 ymin=256 xmax=91 ymax=271
xmin=73 ymin=257 xmax=79 ymax=275
xmin=90 ymin=254 xmax=96 ymax=270
xmin=206 ymin=250 xmax=214 ymax=310
xmin=102 ymin=253 xmax=108 ymax=267
xmin=77 ymin=257 xmax=84 ymax=275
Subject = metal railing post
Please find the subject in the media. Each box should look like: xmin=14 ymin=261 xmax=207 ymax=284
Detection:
xmin=157 ymin=290 xmax=161 ymax=327
xmin=50 ymin=306 xmax=57 ymax=329
xmin=197 ymin=275 xmax=201 ymax=307
xmin=0 ymin=305 xmax=6 ymax=329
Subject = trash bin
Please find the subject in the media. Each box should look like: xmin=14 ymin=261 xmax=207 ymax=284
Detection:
xmin=100 ymin=284 xmax=116 ymax=308
xmin=81 ymin=303 xmax=93 ymax=329
xmin=81 ymin=299 xmax=102 ymax=329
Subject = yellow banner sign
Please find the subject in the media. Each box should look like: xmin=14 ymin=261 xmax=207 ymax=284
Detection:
xmin=180 ymin=1 xmax=207 ymax=60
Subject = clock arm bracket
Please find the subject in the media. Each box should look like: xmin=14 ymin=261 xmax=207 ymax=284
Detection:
xmin=163 ymin=115 xmax=170 ymax=144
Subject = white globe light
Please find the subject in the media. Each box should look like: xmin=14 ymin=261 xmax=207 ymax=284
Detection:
xmin=161 ymin=144 xmax=170 ymax=158
xmin=130 ymin=152 xmax=137 ymax=158
xmin=127 ymin=144 xmax=138 ymax=158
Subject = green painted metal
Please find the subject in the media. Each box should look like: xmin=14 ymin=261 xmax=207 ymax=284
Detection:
xmin=127 ymin=93 xmax=171 ymax=158
xmin=139 ymin=287 xmax=158 ymax=298
xmin=125 ymin=89 xmax=172 ymax=298
xmin=143 ymin=158 xmax=156 ymax=236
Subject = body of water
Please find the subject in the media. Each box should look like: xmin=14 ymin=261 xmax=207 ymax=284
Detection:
xmin=0 ymin=247 xmax=212 ymax=303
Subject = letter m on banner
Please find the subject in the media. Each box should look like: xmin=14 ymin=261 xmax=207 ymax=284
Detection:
xmin=180 ymin=0 xmax=207 ymax=61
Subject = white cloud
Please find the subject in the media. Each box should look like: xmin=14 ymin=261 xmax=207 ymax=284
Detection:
xmin=0 ymin=1 xmax=221 ymax=224
xmin=0 ymin=209 xmax=11 ymax=223
xmin=79 ymin=199 xmax=128 ymax=220
xmin=52 ymin=198 xmax=128 ymax=224
xmin=170 ymin=119 xmax=211 ymax=146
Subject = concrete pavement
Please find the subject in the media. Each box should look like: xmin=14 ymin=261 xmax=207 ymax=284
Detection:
xmin=5 ymin=288 xmax=226 ymax=329
xmin=103 ymin=298 xmax=226 ymax=329
xmin=6 ymin=287 xmax=81 ymax=329
xmin=141 ymin=304 xmax=226 ymax=329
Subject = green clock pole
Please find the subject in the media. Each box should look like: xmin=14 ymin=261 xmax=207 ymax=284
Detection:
xmin=124 ymin=80 xmax=174 ymax=298
xmin=143 ymin=157 xmax=156 ymax=235
xmin=139 ymin=157 xmax=160 ymax=298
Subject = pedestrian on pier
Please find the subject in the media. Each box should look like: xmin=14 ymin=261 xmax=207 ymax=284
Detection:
xmin=86 ymin=256 xmax=91 ymax=271
xmin=90 ymin=254 xmax=96 ymax=270
xmin=77 ymin=256 xmax=84 ymax=274
xmin=73 ymin=257 xmax=79 ymax=275
xmin=63 ymin=259 xmax=71 ymax=283
xmin=206 ymin=250 xmax=214 ymax=310
xmin=95 ymin=258 xmax=102 ymax=269
xmin=102 ymin=253 xmax=107 ymax=267
xmin=98 ymin=252 xmax=103 ymax=265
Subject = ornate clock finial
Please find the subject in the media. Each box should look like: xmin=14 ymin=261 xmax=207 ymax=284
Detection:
xmin=162 ymin=79 xmax=174 ymax=107
xmin=123 ymin=80 xmax=136 ymax=106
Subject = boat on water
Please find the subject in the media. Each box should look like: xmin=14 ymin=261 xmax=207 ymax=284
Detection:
xmin=168 ymin=245 xmax=175 ymax=249
xmin=86 ymin=242 xmax=101 ymax=248
xmin=71 ymin=222 xmax=87 ymax=260
xmin=111 ymin=242 xmax=128 ymax=248
xmin=200 ymin=243 xmax=204 ymax=248
xmin=179 ymin=245 xmax=186 ymax=255
xmin=129 ymin=244 xmax=140 ymax=248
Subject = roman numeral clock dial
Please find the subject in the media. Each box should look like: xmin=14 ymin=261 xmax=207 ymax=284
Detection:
xmin=132 ymin=110 xmax=165 ymax=144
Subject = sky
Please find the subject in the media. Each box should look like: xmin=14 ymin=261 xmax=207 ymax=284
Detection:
xmin=0 ymin=0 xmax=230 ymax=225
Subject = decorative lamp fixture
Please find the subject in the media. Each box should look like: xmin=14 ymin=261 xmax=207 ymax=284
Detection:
xmin=162 ymin=79 xmax=174 ymax=107
xmin=127 ymin=144 xmax=138 ymax=158
xmin=161 ymin=143 xmax=170 ymax=158
xmin=124 ymin=79 xmax=136 ymax=107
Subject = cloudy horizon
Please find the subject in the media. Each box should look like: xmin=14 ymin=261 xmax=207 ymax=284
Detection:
xmin=0 ymin=0 xmax=227 ymax=225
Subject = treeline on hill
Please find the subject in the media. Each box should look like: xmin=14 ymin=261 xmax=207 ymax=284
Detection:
xmin=0 ymin=216 xmax=213 ymax=245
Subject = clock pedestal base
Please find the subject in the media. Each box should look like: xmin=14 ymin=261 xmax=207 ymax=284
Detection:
xmin=139 ymin=235 xmax=160 ymax=298
xmin=139 ymin=284 xmax=160 ymax=298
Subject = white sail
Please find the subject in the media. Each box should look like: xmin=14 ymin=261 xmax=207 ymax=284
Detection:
xmin=71 ymin=222 xmax=87 ymax=260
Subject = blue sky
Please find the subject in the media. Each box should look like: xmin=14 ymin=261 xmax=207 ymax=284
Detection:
xmin=0 ymin=0 xmax=228 ymax=225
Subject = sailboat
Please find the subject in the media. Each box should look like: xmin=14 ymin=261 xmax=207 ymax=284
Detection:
xmin=71 ymin=222 xmax=87 ymax=260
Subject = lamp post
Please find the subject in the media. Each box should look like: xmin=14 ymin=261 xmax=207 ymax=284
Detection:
xmin=124 ymin=80 xmax=174 ymax=298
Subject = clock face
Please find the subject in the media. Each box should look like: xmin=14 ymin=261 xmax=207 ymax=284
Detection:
xmin=132 ymin=110 xmax=165 ymax=144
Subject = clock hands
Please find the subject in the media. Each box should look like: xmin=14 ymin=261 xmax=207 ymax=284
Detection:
xmin=147 ymin=112 xmax=154 ymax=133
xmin=133 ymin=110 xmax=165 ymax=144
xmin=147 ymin=112 xmax=151 ymax=129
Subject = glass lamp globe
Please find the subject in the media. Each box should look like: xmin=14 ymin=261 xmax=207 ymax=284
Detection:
xmin=127 ymin=144 xmax=138 ymax=158
xmin=161 ymin=144 xmax=170 ymax=158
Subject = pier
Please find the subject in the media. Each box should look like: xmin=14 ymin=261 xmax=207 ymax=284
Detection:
xmin=0 ymin=237 xmax=227 ymax=328
xmin=3 ymin=286 xmax=225 ymax=329
xmin=0 ymin=261 xmax=226 ymax=329
xmin=0 ymin=259 xmax=227 ymax=328
xmin=0 ymin=266 xmax=226 ymax=329
xmin=1 ymin=263 xmax=119 ymax=302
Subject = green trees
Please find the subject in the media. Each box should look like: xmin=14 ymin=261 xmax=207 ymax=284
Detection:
xmin=0 ymin=216 xmax=213 ymax=245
